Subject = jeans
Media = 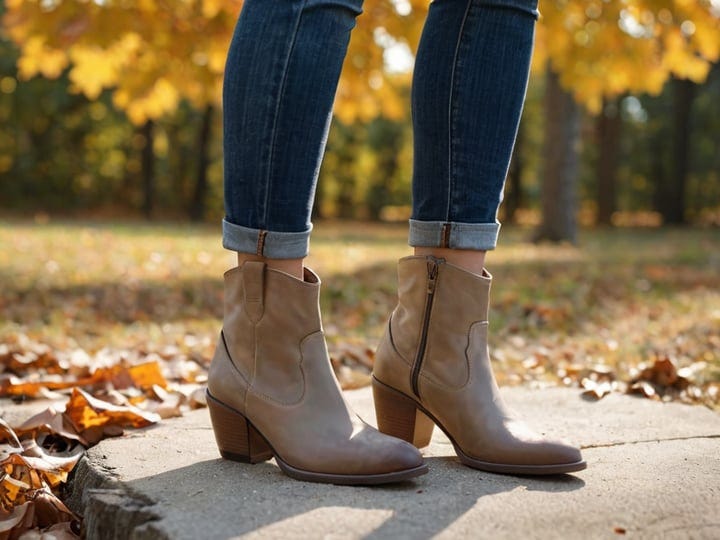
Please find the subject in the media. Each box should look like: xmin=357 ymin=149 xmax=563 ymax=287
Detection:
xmin=223 ymin=0 xmax=539 ymax=258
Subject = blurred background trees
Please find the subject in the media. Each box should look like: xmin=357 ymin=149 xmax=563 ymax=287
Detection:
xmin=0 ymin=0 xmax=718 ymax=237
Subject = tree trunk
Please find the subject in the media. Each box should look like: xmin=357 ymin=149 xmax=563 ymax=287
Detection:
xmin=534 ymin=68 xmax=581 ymax=243
xmin=166 ymin=119 xmax=189 ymax=208
xmin=504 ymin=121 xmax=524 ymax=223
xmin=366 ymin=120 xmax=401 ymax=221
xmin=312 ymin=174 xmax=324 ymax=220
xmin=595 ymin=97 xmax=622 ymax=225
xmin=189 ymin=105 xmax=214 ymax=222
xmin=141 ymin=120 xmax=155 ymax=219
xmin=664 ymin=77 xmax=695 ymax=225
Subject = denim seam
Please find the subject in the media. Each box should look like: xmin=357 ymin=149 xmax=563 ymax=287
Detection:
xmin=263 ymin=0 xmax=308 ymax=230
xmin=446 ymin=0 xmax=474 ymax=223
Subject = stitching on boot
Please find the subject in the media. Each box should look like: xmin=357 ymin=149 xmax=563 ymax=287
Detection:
xmin=220 ymin=331 xmax=252 ymax=386
xmin=420 ymin=320 xmax=486 ymax=390
xmin=247 ymin=332 xmax=313 ymax=406
xmin=243 ymin=262 xmax=265 ymax=323
xmin=386 ymin=313 xmax=413 ymax=368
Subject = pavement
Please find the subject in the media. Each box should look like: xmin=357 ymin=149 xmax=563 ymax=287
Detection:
xmin=27 ymin=387 xmax=720 ymax=539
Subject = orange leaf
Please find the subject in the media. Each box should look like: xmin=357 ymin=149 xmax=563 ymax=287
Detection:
xmin=14 ymin=408 xmax=84 ymax=445
xmin=64 ymin=388 xmax=160 ymax=432
xmin=127 ymin=361 xmax=167 ymax=389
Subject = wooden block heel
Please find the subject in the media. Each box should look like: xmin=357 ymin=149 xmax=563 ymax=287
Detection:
xmin=206 ymin=391 xmax=273 ymax=464
xmin=372 ymin=377 xmax=434 ymax=449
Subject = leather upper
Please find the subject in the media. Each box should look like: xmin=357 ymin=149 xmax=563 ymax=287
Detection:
xmin=375 ymin=256 xmax=583 ymax=467
xmin=208 ymin=262 xmax=424 ymax=475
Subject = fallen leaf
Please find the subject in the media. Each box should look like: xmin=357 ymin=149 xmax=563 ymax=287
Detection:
xmin=580 ymin=378 xmax=614 ymax=401
xmin=0 ymin=501 xmax=33 ymax=533
xmin=28 ymin=490 xmax=76 ymax=529
xmin=628 ymin=380 xmax=658 ymax=399
xmin=14 ymin=409 xmax=84 ymax=445
xmin=64 ymin=388 xmax=160 ymax=433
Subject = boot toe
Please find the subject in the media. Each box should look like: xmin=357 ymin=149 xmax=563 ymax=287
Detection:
xmin=353 ymin=424 xmax=425 ymax=474
xmin=534 ymin=439 xmax=583 ymax=466
xmin=382 ymin=436 xmax=425 ymax=472
xmin=512 ymin=436 xmax=584 ymax=468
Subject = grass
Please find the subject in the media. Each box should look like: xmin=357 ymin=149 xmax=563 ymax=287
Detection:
xmin=1 ymin=219 xmax=718 ymax=403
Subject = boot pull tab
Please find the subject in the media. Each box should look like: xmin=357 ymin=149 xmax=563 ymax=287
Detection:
xmin=242 ymin=261 xmax=265 ymax=323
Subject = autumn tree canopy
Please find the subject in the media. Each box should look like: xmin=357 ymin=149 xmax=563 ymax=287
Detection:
xmin=2 ymin=0 xmax=719 ymax=121
xmin=3 ymin=0 xmax=239 ymax=124
xmin=533 ymin=0 xmax=720 ymax=112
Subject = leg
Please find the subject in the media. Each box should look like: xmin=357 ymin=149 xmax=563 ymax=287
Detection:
xmin=373 ymin=0 xmax=585 ymax=475
xmin=410 ymin=0 xmax=540 ymax=271
xmin=222 ymin=0 xmax=362 ymax=277
xmin=211 ymin=0 xmax=427 ymax=484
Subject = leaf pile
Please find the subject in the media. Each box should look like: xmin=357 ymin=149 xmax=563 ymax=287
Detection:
xmin=1 ymin=415 xmax=81 ymax=540
xmin=0 ymin=337 xmax=210 ymax=538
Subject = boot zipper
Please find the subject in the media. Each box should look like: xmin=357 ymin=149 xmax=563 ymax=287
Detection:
xmin=410 ymin=257 xmax=442 ymax=397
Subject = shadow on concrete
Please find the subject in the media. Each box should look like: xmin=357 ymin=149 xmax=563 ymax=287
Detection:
xmin=121 ymin=456 xmax=585 ymax=539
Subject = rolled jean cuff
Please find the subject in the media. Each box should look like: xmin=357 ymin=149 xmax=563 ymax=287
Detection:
xmin=408 ymin=219 xmax=501 ymax=251
xmin=222 ymin=218 xmax=312 ymax=259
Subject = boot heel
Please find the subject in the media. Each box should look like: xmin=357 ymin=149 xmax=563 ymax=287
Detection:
xmin=372 ymin=378 xmax=434 ymax=448
xmin=207 ymin=392 xmax=273 ymax=463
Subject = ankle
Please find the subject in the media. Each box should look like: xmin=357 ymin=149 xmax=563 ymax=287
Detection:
xmin=413 ymin=247 xmax=487 ymax=276
xmin=236 ymin=253 xmax=305 ymax=280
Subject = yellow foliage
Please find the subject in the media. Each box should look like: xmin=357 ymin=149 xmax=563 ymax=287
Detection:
xmin=2 ymin=0 xmax=240 ymax=124
xmin=534 ymin=0 xmax=720 ymax=111
xmin=16 ymin=37 xmax=68 ymax=79
xmin=2 ymin=0 xmax=718 ymax=122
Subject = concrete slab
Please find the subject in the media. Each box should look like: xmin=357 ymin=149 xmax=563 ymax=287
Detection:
xmin=61 ymin=388 xmax=720 ymax=539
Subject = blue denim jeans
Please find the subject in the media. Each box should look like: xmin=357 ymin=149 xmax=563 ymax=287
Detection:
xmin=223 ymin=0 xmax=539 ymax=258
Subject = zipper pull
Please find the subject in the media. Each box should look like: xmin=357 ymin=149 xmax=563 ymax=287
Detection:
xmin=426 ymin=257 xmax=442 ymax=294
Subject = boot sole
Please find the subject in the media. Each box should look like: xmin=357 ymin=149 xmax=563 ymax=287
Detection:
xmin=207 ymin=390 xmax=428 ymax=485
xmin=373 ymin=377 xmax=587 ymax=476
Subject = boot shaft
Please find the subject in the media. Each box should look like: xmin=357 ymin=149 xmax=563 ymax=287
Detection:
xmin=378 ymin=256 xmax=493 ymax=395
xmin=215 ymin=262 xmax=324 ymax=404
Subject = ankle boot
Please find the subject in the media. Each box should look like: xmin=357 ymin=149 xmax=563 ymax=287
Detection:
xmin=206 ymin=261 xmax=427 ymax=484
xmin=373 ymin=256 xmax=586 ymax=475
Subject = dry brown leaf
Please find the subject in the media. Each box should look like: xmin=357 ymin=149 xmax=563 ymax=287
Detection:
xmin=162 ymin=358 xmax=205 ymax=383
xmin=28 ymin=490 xmax=76 ymax=530
xmin=1 ymin=360 xmax=167 ymax=399
xmin=18 ymin=442 xmax=82 ymax=489
xmin=78 ymin=425 xmax=124 ymax=447
xmin=639 ymin=358 xmax=678 ymax=387
xmin=628 ymin=380 xmax=658 ymax=399
xmin=187 ymin=387 xmax=207 ymax=409
xmin=0 ymin=420 xmax=23 ymax=454
xmin=0 ymin=501 xmax=33 ymax=534
xmin=14 ymin=410 xmax=84 ymax=446
xmin=2 ymin=475 xmax=30 ymax=506
xmin=127 ymin=361 xmax=167 ymax=389
xmin=337 ymin=366 xmax=371 ymax=390
xmin=628 ymin=357 xmax=692 ymax=401
xmin=64 ymin=388 xmax=160 ymax=433
xmin=18 ymin=521 xmax=79 ymax=539
xmin=144 ymin=386 xmax=183 ymax=419
xmin=580 ymin=378 xmax=614 ymax=401
xmin=335 ymin=344 xmax=375 ymax=370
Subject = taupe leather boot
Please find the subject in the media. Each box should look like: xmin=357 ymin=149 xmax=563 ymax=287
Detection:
xmin=207 ymin=261 xmax=427 ymax=484
xmin=373 ymin=256 xmax=586 ymax=475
